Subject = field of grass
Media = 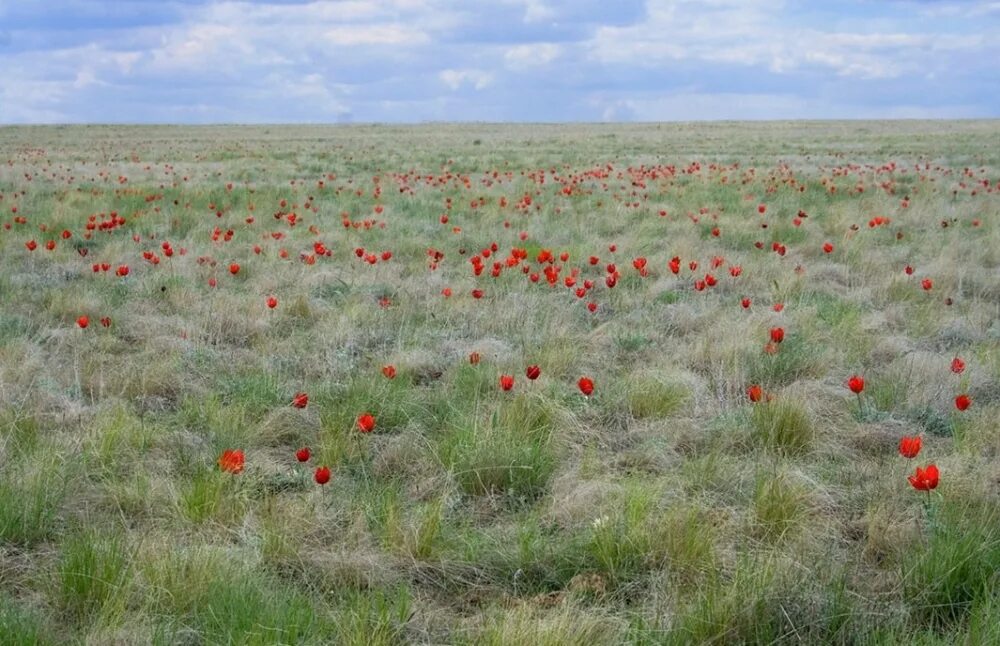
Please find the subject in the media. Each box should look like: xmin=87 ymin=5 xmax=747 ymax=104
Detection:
xmin=1 ymin=121 xmax=999 ymax=644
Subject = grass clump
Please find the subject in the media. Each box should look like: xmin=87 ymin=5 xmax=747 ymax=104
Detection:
xmin=748 ymin=398 xmax=814 ymax=454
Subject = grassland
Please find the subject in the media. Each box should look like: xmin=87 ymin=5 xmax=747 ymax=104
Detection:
xmin=1 ymin=121 xmax=999 ymax=644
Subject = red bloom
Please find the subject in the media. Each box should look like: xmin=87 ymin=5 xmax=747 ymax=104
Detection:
xmin=577 ymin=376 xmax=594 ymax=397
xmin=314 ymin=466 xmax=331 ymax=485
xmin=908 ymin=464 xmax=939 ymax=491
xmin=77 ymin=315 xmax=89 ymax=329
xmin=769 ymin=327 xmax=784 ymax=344
xmin=357 ymin=413 xmax=376 ymax=433
xmin=472 ymin=289 xmax=484 ymax=299
xmin=822 ymin=242 xmax=834 ymax=253
xmin=955 ymin=394 xmax=971 ymax=411
xmin=266 ymin=296 xmax=278 ymax=309
xmin=382 ymin=365 xmax=396 ymax=379
xmin=218 ymin=449 xmax=245 ymax=474
xmin=296 ymin=447 xmax=311 ymax=462
xmin=747 ymin=384 xmax=763 ymax=403
xmin=499 ymin=374 xmax=515 ymax=391
xmin=100 ymin=316 xmax=111 ymax=328
xmin=229 ymin=263 xmax=240 ymax=275
xmin=525 ymin=365 xmax=541 ymax=380
xmin=950 ymin=357 xmax=965 ymax=375
xmin=847 ymin=375 xmax=865 ymax=394
xmin=921 ymin=278 xmax=933 ymax=291
xmin=898 ymin=435 xmax=921 ymax=459
xmin=741 ymin=297 xmax=752 ymax=309
xmin=291 ymin=392 xmax=309 ymax=409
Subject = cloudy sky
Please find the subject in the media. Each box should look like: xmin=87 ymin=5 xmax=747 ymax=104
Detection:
xmin=0 ymin=0 xmax=997 ymax=123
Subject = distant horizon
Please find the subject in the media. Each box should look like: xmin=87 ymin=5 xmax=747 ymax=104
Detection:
xmin=1 ymin=1 xmax=997 ymax=124
xmin=4 ymin=117 xmax=1000 ymax=128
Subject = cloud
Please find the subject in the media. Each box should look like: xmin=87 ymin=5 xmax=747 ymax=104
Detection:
xmin=0 ymin=0 xmax=996 ymax=122
xmin=439 ymin=68 xmax=493 ymax=90
xmin=504 ymin=42 xmax=562 ymax=69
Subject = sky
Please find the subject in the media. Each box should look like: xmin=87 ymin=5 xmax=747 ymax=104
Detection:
xmin=0 ymin=0 xmax=998 ymax=123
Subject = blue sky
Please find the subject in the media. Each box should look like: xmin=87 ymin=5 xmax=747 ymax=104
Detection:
xmin=0 ymin=0 xmax=997 ymax=123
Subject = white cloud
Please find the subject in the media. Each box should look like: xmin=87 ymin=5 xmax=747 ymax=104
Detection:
xmin=504 ymin=43 xmax=562 ymax=69
xmin=585 ymin=0 xmax=991 ymax=80
xmin=325 ymin=24 xmax=428 ymax=46
xmin=439 ymin=68 xmax=493 ymax=90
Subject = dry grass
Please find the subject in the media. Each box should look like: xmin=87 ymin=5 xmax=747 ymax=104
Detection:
xmin=0 ymin=121 xmax=999 ymax=643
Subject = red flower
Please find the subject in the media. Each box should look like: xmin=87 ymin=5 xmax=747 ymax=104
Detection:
xmin=116 ymin=265 xmax=130 ymax=277
xmin=499 ymin=374 xmax=515 ymax=391
xmin=314 ymin=466 xmax=331 ymax=485
xmin=100 ymin=316 xmax=111 ymax=328
xmin=296 ymin=447 xmax=311 ymax=462
xmin=266 ymin=296 xmax=278 ymax=309
xmin=382 ymin=365 xmax=396 ymax=379
xmin=741 ymin=297 xmax=752 ymax=309
xmin=908 ymin=464 xmax=939 ymax=491
xmin=291 ymin=392 xmax=309 ymax=409
xmin=921 ymin=278 xmax=933 ymax=291
xmin=25 ymin=240 xmax=37 ymax=251
xmin=898 ymin=435 xmax=921 ymax=459
xmin=218 ymin=449 xmax=245 ymax=474
xmin=747 ymin=384 xmax=763 ymax=403
xmin=357 ymin=413 xmax=376 ymax=433
xmin=77 ymin=315 xmax=90 ymax=329
xmin=471 ymin=289 xmax=484 ymax=299
xmin=955 ymin=394 xmax=971 ymax=411
xmin=577 ymin=376 xmax=594 ymax=397
xmin=847 ymin=375 xmax=865 ymax=394
xmin=822 ymin=242 xmax=834 ymax=253
xmin=229 ymin=263 xmax=240 ymax=275
xmin=950 ymin=357 xmax=965 ymax=375
xmin=769 ymin=327 xmax=784 ymax=344
xmin=525 ymin=365 xmax=541 ymax=380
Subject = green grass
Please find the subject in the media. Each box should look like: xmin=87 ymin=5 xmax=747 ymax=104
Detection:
xmin=0 ymin=121 xmax=998 ymax=642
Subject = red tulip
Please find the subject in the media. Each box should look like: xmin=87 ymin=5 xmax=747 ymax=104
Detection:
xmin=291 ymin=392 xmax=309 ymax=409
xmin=950 ymin=357 xmax=965 ymax=374
xmin=100 ymin=316 xmax=111 ymax=328
xmin=577 ymin=376 xmax=594 ymax=397
xmin=229 ymin=263 xmax=240 ymax=275
xmin=741 ymin=297 xmax=752 ymax=309
xmin=908 ymin=464 xmax=939 ymax=491
xmin=769 ymin=327 xmax=784 ymax=344
xmin=314 ymin=465 xmax=331 ymax=485
xmin=921 ymin=278 xmax=933 ymax=291
xmin=747 ymin=384 xmax=763 ymax=403
xmin=955 ymin=394 xmax=971 ymax=411
xmin=847 ymin=375 xmax=865 ymax=394
xmin=587 ymin=302 xmax=598 ymax=313
xmin=822 ymin=242 xmax=834 ymax=253
xmin=382 ymin=365 xmax=397 ymax=379
xmin=266 ymin=296 xmax=278 ymax=309
xmin=357 ymin=413 xmax=376 ymax=433
xmin=525 ymin=365 xmax=541 ymax=380
xmin=25 ymin=240 xmax=37 ymax=251
xmin=898 ymin=435 xmax=921 ymax=459
xmin=76 ymin=315 xmax=89 ymax=329
xmin=904 ymin=265 xmax=914 ymax=275
xmin=218 ymin=449 xmax=245 ymax=474
xmin=499 ymin=374 xmax=515 ymax=391
xmin=296 ymin=447 xmax=311 ymax=462
xmin=471 ymin=289 xmax=484 ymax=299
xmin=116 ymin=265 xmax=130 ymax=277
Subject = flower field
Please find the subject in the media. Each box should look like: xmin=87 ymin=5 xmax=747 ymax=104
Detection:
xmin=1 ymin=121 xmax=999 ymax=643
